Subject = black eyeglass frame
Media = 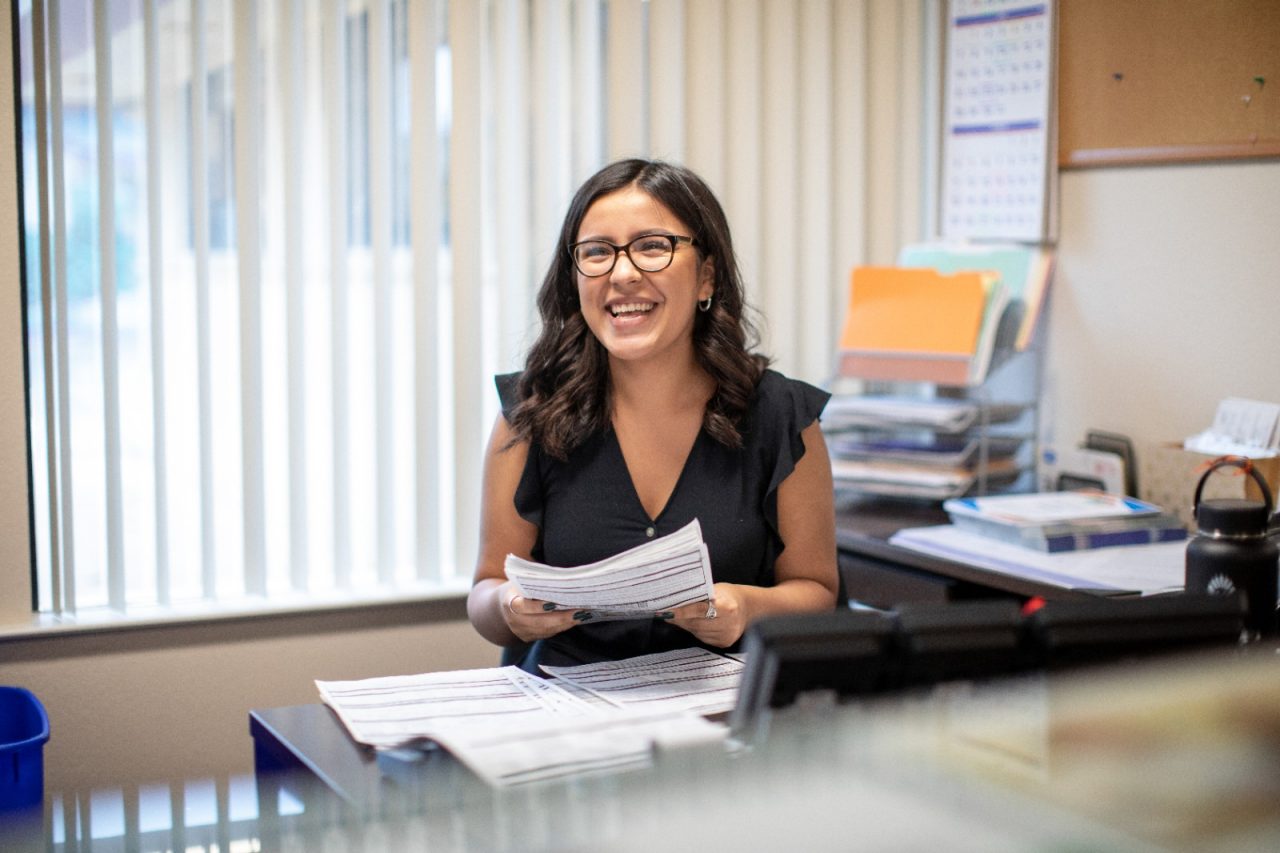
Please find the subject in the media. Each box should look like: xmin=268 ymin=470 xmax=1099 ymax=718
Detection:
xmin=567 ymin=234 xmax=696 ymax=277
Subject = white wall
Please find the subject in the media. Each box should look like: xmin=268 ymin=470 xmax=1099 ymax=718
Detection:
xmin=1046 ymin=162 xmax=1280 ymax=465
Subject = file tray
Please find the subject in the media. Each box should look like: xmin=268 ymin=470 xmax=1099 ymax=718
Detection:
xmin=0 ymin=686 xmax=50 ymax=811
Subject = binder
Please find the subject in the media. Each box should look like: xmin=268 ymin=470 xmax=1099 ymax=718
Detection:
xmin=837 ymin=266 xmax=994 ymax=386
xmin=941 ymin=491 xmax=1188 ymax=553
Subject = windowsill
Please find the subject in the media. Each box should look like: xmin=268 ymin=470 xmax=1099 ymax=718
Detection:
xmin=0 ymin=579 xmax=473 ymax=642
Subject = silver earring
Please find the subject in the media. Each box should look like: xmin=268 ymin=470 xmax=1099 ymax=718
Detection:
xmin=698 ymin=295 xmax=713 ymax=313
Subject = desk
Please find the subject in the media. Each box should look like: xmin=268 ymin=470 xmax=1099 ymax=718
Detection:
xmin=242 ymin=648 xmax=1280 ymax=852
xmin=250 ymin=703 xmax=384 ymax=811
xmin=245 ymin=698 xmax=1120 ymax=851
xmin=836 ymin=497 xmax=1096 ymax=606
xmin=6 ymin=648 xmax=1276 ymax=850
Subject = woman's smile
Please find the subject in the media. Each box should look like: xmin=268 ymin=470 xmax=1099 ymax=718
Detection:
xmin=606 ymin=299 xmax=657 ymax=327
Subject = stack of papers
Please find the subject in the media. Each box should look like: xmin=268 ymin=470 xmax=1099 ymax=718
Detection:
xmin=828 ymin=433 xmax=1023 ymax=469
xmin=418 ymin=707 xmax=728 ymax=788
xmin=822 ymin=395 xmax=1029 ymax=500
xmin=942 ymin=491 xmax=1187 ymax=553
xmin=829 ymin=456 xmax=1022 ymax=501
xmin=823 ymin=396 xmax=993 ymax=432
xmin=505 ymin=519 xmax=714 ymax=616
xmin=1183 ymin=397 xmax=1280 ymax=458
xmin=543 ymin=647 xmax=743 ymax=716
xmin=317 ymin=648 xmax=740 ymax=787
xmin=889 ymin=524 xmax=1186 ymax=596
xmin=316 ymin=666 xmax=596 ymax=749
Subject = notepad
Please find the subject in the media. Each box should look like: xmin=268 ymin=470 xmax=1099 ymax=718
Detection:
xmin=837 ymin=266 xmax=993 ymax=386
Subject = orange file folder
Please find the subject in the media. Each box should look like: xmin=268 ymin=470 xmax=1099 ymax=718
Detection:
xmin=838 ymin=266 xmax=989 ymax=385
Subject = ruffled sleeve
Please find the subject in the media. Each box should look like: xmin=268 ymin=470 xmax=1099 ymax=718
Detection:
xmin=758 ymin=370 xmax=831 ymax=539
xmin=494 ymin=372 xmax=544 ymax=531
xmin=495 ymin=371 xmax=521 ymax=421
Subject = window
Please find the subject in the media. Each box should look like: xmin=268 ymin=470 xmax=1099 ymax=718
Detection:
xmin=22 ymin=0 xmax=476 ymax=615
xmin=19 ymin=0 xmax=900 ymax=620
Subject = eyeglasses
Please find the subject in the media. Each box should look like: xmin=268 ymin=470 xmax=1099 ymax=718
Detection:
xmin=568 ymin=234 xmax=695 ymax=277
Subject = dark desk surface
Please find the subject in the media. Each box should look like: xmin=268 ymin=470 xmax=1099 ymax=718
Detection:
xmin=250 ymin=703 xmax=383 ymax=809
xmin=835 ymin=496 xmax=1095 ymax=604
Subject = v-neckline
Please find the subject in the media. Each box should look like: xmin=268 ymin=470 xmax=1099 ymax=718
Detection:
xmin=610 ymin=428 xmax=703 ymax=524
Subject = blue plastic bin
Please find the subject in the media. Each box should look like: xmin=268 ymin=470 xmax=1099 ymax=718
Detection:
xmin=0 ymin=686 xmax=50 ymax=811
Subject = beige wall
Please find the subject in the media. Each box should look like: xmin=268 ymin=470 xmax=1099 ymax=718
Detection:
xmin=1047 ymin=162 xmax=1280 ymax=468
xmin=0 ymin=0 xmax=31 ymax=626
xmin=0 ymin=602 xmax=495 ymax=789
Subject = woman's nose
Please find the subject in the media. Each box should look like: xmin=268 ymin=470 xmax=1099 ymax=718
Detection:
xmin=609 ymin=249 xmax=642 ymax=284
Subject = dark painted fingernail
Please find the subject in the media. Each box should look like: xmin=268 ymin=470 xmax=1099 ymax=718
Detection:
xmin=657 ymin=611 xmax=674 ymax=620
xmin=542 ymin=602 xmax=558 ymax=611
xmin=573 ymin=610 xmax=594 ymax=622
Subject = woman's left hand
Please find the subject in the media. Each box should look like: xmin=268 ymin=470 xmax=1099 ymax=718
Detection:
xmin=661 ymin=583 xmax=747 ymax=648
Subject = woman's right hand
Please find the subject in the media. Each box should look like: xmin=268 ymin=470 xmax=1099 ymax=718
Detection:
xmin=499 ymin=581 xmax=581 ymax=643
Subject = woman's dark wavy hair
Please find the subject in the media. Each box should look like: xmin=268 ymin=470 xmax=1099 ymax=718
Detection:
xmin=508 ymin=158 xmax=769 ymax=460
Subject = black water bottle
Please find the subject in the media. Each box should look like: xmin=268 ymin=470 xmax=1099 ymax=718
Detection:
xmin=1185 ymin=457 xmax=1279 ymax=638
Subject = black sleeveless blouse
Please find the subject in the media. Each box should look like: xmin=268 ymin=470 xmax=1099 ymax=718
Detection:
xmin=496 ymin=369 xmax=830 ymax=672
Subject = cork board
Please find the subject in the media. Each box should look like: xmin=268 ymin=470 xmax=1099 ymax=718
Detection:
xmin=1058 ymin=0 xmax=1280 ymax=168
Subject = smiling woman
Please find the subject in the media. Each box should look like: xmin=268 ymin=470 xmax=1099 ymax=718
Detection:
xmin=467 ymin=159 xmax=840 ymax=674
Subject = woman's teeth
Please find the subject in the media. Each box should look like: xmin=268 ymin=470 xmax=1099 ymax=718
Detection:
xmin=610 ymin=303 xmax=654 ymax=317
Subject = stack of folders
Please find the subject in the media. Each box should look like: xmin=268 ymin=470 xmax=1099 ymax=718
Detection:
xmin=942 ymin=491 xmax=1189 ymax=553
xmin=823 ymin=396 xmax=1026 ymax=500
xmin=837 ymin=265 xmax=1003 ymax=387
xmin=895 ymin=241 xmax=1055 ymax=356
xmin=837 ymin=245 xmax=1054 ymax=388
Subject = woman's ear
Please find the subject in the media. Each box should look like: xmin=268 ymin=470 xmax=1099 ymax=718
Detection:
xmin=698 ymin=257 xmax=716 ymax=303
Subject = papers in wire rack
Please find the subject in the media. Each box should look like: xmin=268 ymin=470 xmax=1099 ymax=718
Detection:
xmin=504 ymin=519 xmax=714 ymax=616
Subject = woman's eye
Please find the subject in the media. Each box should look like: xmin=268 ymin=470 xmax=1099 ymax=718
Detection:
xmin=633 ymin=237 xmax=669 ymax=254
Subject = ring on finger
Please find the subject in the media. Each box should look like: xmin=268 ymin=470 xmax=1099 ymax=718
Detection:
xmin=705 ymin=601 xmax=717 ymax=619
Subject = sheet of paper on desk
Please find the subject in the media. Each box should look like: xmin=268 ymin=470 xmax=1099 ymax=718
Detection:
xmin=542 ymin=647 xmax=744 ymax=716
xmin=505 ymin=518 xmax=714 ymax=615
xmin=890 ymin=525 xmax=1186 ymax=595
xmin=422 ymin=708 xmax=728 ymax=787
xmin=316 ymin=665 xmax=596 ymax=749
xmin=318 ymin=649 xmax=740 ymax=786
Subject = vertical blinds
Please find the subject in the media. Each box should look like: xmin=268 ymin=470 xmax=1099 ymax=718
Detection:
xmin=21 ymin=0 xmax=930 ymax=616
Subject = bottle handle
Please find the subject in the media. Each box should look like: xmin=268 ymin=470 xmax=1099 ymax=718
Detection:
xmin=1192 ymin=455 xmax=1275 ymax=519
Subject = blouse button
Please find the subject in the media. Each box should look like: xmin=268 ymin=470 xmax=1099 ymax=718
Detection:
xmin=645 ymin=526 xmax=655 ymax=538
